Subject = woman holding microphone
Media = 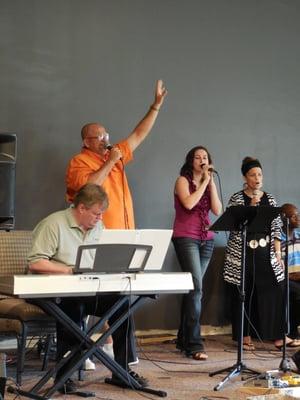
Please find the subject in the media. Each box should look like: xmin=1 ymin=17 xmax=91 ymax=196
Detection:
xmin=223 ymin=156 xmax=295 ymax=350
xmin=172 ymin=146 xmax=222 ymax=360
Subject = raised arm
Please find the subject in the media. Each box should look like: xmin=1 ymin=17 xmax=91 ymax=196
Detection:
xmin=126 ymin=80 xmax=167 ymax=152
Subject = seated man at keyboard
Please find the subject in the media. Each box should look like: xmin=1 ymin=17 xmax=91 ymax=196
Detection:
xmin=27 ymin=183 xmax=148 ymax=394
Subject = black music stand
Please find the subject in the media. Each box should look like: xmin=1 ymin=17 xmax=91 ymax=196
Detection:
xmin=208 ymin=205 xmax=282 ymax=391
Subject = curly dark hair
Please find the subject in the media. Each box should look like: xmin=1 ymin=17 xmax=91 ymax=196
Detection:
xmin=180 ymin=146 xmax=212 ymax=180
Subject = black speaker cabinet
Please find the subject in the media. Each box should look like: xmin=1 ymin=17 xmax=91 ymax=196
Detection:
xmin=0 ymin=133 xmax=17 ymax=230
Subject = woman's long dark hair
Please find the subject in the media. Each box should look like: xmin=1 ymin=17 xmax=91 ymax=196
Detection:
xmin=180 ymin=146 xmax=212 ymax=180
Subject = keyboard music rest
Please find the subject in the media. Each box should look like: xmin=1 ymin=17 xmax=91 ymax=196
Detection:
xmin=0 ymin=272 xmax=193 ymax=298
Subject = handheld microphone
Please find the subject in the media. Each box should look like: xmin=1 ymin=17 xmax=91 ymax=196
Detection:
xmin=201 ymin=164 xmax=218 ymax=174
xmin=252 ymin=189 xmax=261 ymax=206
xmin=104 ymin=135 xmax=123 ymax=161
xmin=103 ymin=133 xmax=112 ymax=150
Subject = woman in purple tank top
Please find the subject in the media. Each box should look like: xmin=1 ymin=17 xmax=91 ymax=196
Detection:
xmin=172 ymin=146 xmax=222 ymax=360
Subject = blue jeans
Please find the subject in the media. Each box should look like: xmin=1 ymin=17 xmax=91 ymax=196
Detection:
xmin=172 ymin=237 xmax=214 ymax=355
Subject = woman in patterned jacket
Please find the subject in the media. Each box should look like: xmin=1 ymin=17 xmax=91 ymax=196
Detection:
xmin=224 ymin=156 xmax=297 ymax=350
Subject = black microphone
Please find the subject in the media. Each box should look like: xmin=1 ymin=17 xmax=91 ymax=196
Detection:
xmin=104 ymin=135 xmax=123 ymax=160
xmin=105 ymin=142 xmax=123 ymax=161
xmin=201 ymin=164 xmax=218 ymax=174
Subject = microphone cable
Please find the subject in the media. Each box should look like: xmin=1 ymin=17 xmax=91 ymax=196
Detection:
xmin=213 ymin=171 xmax=228 ymax=242
xmin=123 ymin=276 xmax=142 ymax=394
xmin=64 ymin=277 xmax=102 ymax=372
xmin=214 ymin=172 xmax=225 ymax=214
xmin=120 ymin=159 xmax=130 ymax=229
xmin=122 ymin=276 xmax=163 ymax=400
xmin=106 ymin=142 xmax=129 ymax=229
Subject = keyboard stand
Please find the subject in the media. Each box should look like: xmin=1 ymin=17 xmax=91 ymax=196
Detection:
xmin=8 ymin=295 xmax=167 ymax=399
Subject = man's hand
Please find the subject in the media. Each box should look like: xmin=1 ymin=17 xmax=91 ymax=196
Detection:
xmin=153 ymin=80 xmax=167 ymax=109
xmin=127 ymin=80 xmax=168 ymax=152
xmin=107 ymin=146 xmax=122 ymax=163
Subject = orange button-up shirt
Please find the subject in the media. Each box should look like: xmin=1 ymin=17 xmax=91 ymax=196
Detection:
xmin=65 ymin=139 xmax=135 ymax=229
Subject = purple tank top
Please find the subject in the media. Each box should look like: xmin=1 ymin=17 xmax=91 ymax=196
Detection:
xmin=172 ymin=176 xmax=214 ymax=240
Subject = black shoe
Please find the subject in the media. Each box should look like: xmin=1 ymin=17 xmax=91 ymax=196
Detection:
xmin=128 ymin=369 xmax=149 ymax=387
xmin=176 ymin=343 xmax=184 ymax=352
xmin=106 ymin=369 xmax=149 ymax=389
xmin=56 ymin=378 xmax=78 ymax=394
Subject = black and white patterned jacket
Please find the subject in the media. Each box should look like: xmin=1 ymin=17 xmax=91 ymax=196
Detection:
xmin=223 ymin=190 xmax=284 ymax=285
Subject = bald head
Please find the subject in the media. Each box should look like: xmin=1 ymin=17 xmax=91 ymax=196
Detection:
xmin=80 ymin=123 xmax=108 ymax=156
xmin=282 ymin=203 xmax=298 ymax=218
xmin=81 ymin=123 xmax=105 ymax=140
xmin=282 ymin=203 xmax=300 ymax=230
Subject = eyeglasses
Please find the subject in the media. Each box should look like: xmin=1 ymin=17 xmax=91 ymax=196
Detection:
xmin=86 ymin=132 xmax=109 ymax=142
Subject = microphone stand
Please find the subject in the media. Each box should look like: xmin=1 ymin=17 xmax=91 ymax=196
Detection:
xmin=209 ymin=205 xmax=282 ymax=390
xmin=251 ymin=214 xmax=292 ymax=387
xmin=279 ymin=215 xmax=292 ymax=372
xmin=209 ymin=221 xmax=260 ymax=391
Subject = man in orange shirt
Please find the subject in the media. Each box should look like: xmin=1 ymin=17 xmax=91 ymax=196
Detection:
xmin=65 ymin=80 xmax=167 ymax=369
xmin=66 ymin=80 xmax=167 ymax=229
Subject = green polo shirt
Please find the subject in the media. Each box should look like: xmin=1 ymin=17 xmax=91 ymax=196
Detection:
xmin=27 ymin=207 xmax=104 ymax=269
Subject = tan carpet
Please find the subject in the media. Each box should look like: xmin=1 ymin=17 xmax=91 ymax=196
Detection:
xmin=4 ymin=334 xmax=300 ymax=400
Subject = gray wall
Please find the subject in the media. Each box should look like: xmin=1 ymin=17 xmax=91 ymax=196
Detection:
xmin=1 ymin=0 xmax=300 ymax=328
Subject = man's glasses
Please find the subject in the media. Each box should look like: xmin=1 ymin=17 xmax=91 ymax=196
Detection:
xmin=87 ymin=132 xmax=110 ymax=142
